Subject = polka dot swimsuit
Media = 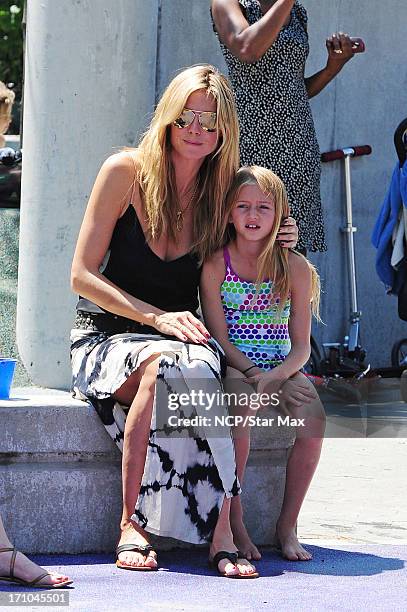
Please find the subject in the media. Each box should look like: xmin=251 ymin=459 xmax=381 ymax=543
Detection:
xmin=212 ymin=0 xmax=327 ymax=252
xmin=221 ymin=246 xmax=291 ymax=370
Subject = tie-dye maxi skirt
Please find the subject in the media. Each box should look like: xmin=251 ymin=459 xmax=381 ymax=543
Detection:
xmin=70 ymin=329 xmax=240 ymax=544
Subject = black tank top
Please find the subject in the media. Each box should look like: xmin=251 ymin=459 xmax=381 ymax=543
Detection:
xmin=76 ymin=204 xmax=201 ymax=316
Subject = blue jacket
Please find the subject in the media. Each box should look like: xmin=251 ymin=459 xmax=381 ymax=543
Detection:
xmin=371 ymin=160 xmax=407 ymax=292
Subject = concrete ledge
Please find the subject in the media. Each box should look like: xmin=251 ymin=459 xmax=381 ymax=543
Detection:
xmin=0 ymin=388 xmax=295 ymax=553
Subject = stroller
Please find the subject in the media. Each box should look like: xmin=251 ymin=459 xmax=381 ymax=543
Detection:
xmin=371 ymin=117 xmax=407 ymax=398
xmin=307 ymin=123 xmax=407 ymax=403
xmin=0 ymin=147 xmax=21 ymax=208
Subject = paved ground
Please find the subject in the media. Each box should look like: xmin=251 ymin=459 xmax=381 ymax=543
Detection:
xmin=1 ymin=432 xmax=405 ymax=611
xmin=0 ymin=545 xmax=406 ymax=611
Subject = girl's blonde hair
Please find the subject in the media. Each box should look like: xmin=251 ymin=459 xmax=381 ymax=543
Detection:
xmin=222 ymin=166 xmax=321 ymax=320
xmin=0 ymin=81 xmax=15 ymax=135
xmin=134 ymin=64 xmax=240 ymax=263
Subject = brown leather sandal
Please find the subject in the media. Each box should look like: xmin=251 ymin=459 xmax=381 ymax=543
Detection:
xmin=0 ymin=547 xmax=73 ymax=588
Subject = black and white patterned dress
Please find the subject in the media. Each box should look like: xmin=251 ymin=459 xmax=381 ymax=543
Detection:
xmin=70 ymin=203 xmax=240 ymax=544
xmin=213 ymin=0 xmax=327 ymax=252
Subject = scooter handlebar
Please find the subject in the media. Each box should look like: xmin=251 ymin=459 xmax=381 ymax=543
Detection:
xmin=321 ymin=145 xmax=372 ymax=163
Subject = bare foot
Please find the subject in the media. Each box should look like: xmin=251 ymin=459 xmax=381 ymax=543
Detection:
xmin=210 ymin=526 xmax=257 ymax=577
xmin=231 ymin=517 xmax=261 ymax=561
xmin=117 ymin=522 xmax=157 ymax=569
xmin=275 ymin=523 xmax=312 ymax=561
xmin=0 ymin=548 xmax=72 ymax=587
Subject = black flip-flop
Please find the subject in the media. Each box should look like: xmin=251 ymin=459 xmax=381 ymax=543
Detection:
xmin=209 ymin=551 xmax=259 ymax=578
xmin=116 ymin=543 xmax=158 ymax=571
xmin=236 ymin=551 xmax=259 ymax=578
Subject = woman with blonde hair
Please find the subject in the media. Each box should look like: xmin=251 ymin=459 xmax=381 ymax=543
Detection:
xmin=71 ymin=64 xmax=297 ymax=576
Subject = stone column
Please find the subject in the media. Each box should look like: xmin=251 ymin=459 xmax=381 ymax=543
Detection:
xmin=17 ymin=0 xmax=159 ymax=388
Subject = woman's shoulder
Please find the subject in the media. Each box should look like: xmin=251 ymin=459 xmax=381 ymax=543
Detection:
xmin=102 ymin=149 xmax=141 ymax=176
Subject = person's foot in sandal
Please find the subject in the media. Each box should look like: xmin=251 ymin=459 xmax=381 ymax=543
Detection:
xmin=0 ymin=548 xmax=72 ymax=588
xmin=116 ymin=522 xmax=158 ymax=570
xmin=235 ymin=551 xmax=259 ymax=578
xmin=209 ymin=526 xmax=258 ymax=578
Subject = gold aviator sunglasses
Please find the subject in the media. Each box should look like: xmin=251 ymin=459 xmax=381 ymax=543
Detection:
xmin=173 ymin=108 xmax=217 ymax=132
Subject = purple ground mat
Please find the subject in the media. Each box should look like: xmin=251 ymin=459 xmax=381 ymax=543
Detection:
xmin=0 ymin=545 xmax=406 ymax=611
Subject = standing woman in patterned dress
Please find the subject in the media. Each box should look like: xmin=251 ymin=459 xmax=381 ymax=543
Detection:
xmin=211 ymin=0 xmax=358 ymax=253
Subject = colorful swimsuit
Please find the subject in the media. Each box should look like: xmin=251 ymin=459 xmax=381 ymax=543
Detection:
xmin=221 ymin=247 xmax=291 ymax=370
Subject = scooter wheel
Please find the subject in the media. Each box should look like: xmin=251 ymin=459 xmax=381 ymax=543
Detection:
xmin=391 ymin=339 xmax=407 ymax=367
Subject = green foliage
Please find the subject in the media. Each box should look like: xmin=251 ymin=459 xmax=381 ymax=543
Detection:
xmin=0 ymin=1 xmax=24 ymax=131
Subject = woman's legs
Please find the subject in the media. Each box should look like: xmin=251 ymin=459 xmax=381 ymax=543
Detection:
xmin=113 ymin=354 xmax=161 ymax=569
xmin=224 ymin=367 xmax=261 ymax=560
xmin=0 ymin=514 xmax=71 ymax=586
xmin=113 ymin=355 xmax=256 ymax=573
xmin=275 ymin=372 xmax=326 ymax=560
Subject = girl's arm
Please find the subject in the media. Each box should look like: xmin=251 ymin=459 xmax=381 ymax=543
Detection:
xmin=211 ymin=0 xmax=295 ymax=63
xmin=305 ymin=32 xmax=356 ymax=98
xmin=200 ymin=254 xmax=263 ymax=375
xmin=71 ymin=152 xmax=208 ymax=343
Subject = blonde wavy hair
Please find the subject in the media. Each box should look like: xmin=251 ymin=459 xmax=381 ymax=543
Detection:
xmin=222 ymin=166 xmax=321 ymax=320
xmin=134 ymin=64 xmax=240 ymax=263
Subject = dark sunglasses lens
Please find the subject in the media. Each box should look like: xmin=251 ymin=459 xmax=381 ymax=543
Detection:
xmin=174 ymin=109 xmax=194 ymax=129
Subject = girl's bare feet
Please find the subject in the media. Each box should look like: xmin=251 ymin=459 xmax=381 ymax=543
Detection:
xmin=275 ymin=521 xmax=312 ymax=561
xmin=0 ymin=548 xmax=72 ymax=587
xmin=117 ymin=522 xmax=157 ymax=569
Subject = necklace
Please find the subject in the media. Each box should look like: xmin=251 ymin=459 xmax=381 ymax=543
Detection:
xmin=176 ymin=184 xmax=197 ymax=232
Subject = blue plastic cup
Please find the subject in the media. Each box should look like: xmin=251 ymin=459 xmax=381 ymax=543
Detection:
xmin=0 ymin=358 xmax=17 ymax=399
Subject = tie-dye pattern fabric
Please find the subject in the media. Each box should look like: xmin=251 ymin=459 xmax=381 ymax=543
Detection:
xmin=70 ymin=328 xmax=240 ymax=544
xmin=221 ymin=247 xmax=291 ymax=370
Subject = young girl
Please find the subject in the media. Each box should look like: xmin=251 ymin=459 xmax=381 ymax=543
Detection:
xmin=200 ymin=166 xmax=325 ymax=562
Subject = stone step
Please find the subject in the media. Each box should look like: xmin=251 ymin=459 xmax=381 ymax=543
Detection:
xmin=0 ymin=388 xmax=295 ymax=554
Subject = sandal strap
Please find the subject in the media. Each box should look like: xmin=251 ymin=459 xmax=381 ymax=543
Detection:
xmin=27 ymin=571 xmax=51 ymax=587
xmin=116 ymin=543 xmax=154 ymax=558
xmin=0 ymin=547 xmax=17 ymax=579
xmin=0 ymin=549 xmax=56 ymax=587
xmin=236 ymin=550 xmax=248 ymax=560
xmin=212 ymin=551 xmax=238 ymax=568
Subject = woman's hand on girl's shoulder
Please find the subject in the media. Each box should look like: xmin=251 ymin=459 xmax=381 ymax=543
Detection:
xmin=277 ymin=216 xmax=298 ymax=249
